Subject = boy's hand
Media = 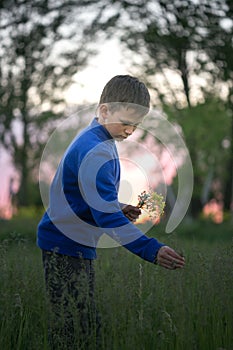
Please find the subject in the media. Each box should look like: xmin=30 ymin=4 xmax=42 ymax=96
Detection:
xmin=122 ymin=205 xmax=141 ymax=222
xmin=156 ymin=246 xmax=185 ymax=270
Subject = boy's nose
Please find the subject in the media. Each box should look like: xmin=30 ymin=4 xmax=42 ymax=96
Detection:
xmin=125 ymin=125 xmax=135 ymax=135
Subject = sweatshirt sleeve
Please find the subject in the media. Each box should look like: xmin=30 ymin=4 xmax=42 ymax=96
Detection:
xmin=78 ymin=148 xmax=165 ymax=263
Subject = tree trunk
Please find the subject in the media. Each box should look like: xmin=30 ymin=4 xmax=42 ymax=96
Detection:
xmin=178 ymin=49 xmax=191 ymax=108
xmin=16 ymin=65 xmax=31 ymax=207
xmin=223 ymin=109 xmax=233 ymax=214
xmin=16 ymin=119 xmax=30 ymax=206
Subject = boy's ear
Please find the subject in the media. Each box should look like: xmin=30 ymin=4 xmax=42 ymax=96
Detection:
xmin=99 ymin=104 xmax=109 ymax=120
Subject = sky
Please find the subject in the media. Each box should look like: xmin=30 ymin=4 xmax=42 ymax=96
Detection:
xmin=64 ymin=39 xmax=128 ymax=104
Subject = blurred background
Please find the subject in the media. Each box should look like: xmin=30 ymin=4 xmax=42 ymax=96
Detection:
xmin=0 ymin=0 xmax=232 ymax=227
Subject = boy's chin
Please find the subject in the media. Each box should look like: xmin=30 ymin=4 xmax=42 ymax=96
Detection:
xmin=114 ymin=136 xmax=127 ymax=141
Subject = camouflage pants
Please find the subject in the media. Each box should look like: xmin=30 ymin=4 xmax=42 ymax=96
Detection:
xmin=42 ymin=250 xmax=101 ymax=350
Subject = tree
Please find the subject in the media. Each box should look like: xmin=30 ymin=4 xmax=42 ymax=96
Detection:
xmin=201 ymin=0 xmax=233 ymax=213
xmin=84 ymin=0 xmax=233 ymax=217
xmin=0 ymin=0 xmax=97 ymax=207
xmin=167 ymin=99 xmax=231 ymax=206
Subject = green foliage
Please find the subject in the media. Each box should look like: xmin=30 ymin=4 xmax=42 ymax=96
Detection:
xmin=179 ymin=101 xmax=230 ymax=158
xmin=150 ymin=220 xmax=233 ymax=244
xmin=14 ymin=206 xmax=44 ymax=220
xmin=0 ymin=208 xmax=42 ymax=242
xmin=165 ymin=99 xmax=231 ymax=199
xmin=16 ymin=181 xmax=43 ymax=208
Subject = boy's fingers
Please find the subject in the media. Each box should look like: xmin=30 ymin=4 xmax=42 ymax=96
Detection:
xmin=158 ymin=257 xmax=184 ymax=269
xmin=129 ymin=206 xmax=141 ymax=214
xmin=157 ymin=246 xmax=185 ymax=269
xmin=126 ymin=213 xmax=140 ymax=221
xmin=123 ymin=205 xmax=141 ymax=220
xmin=130 ymin=211 xmax=141 ymax=218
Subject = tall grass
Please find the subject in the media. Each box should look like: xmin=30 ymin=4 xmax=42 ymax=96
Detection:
xmin=0 ymin=221 xmax=232 ymax=349
xmin=96 ymin=238 xmax=233 ymax=350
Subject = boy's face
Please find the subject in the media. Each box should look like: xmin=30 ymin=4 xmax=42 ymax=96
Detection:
xmin=100 ymin=105 xmax=145 ymax=141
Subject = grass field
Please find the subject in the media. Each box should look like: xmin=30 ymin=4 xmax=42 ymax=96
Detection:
xmin=0 ymin=217 xmax=232 ymax=349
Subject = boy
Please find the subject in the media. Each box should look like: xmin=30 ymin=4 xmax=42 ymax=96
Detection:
xmin=37 ymin=75 xmax=185 ymax=349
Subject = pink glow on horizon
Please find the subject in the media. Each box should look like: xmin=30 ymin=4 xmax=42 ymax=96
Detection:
xmin=142 ymin=133 xmax=180 ymax=186
xmin=0 ymin=150 xmax=19 ymax=219
xmin=203 ymin=199 xmax=223 ymax=223
xmin=159 ymin=151 xmax=177 ymax=185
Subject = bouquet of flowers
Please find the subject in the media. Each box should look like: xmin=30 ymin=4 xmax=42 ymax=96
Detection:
xmin=137 ymin=189 xmax=165 ymax=220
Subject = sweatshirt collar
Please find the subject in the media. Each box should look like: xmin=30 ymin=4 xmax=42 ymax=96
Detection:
xmin=90 ymin=118 xmax=113 ymax=141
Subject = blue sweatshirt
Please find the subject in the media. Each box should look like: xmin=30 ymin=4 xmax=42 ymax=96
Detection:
xmin=37 ymin=118 xmax=164 ymax=263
